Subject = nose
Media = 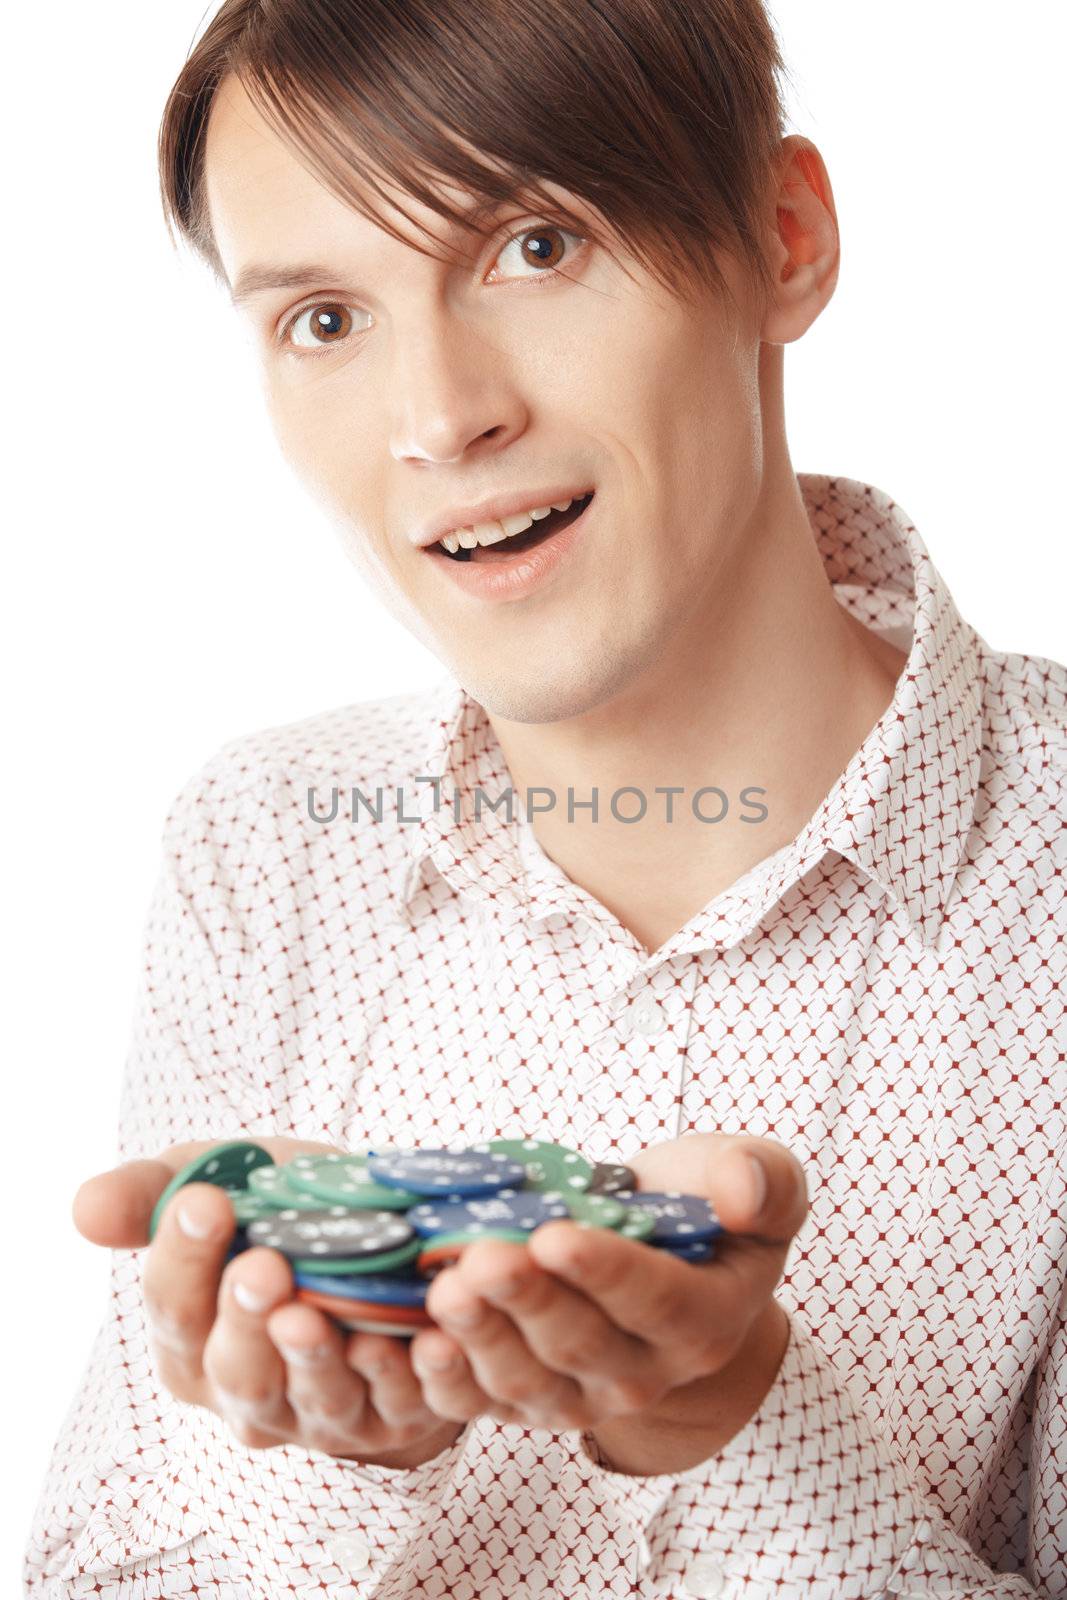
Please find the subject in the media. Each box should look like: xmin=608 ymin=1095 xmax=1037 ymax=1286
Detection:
xmin=388 ymin=307 xmax=526 ymax=465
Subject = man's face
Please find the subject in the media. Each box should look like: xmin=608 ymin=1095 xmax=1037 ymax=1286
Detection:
xmin=204 ymin=73 xmax=768 ymax=723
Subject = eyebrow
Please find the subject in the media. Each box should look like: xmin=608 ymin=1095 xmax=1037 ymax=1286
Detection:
xmin=228 ymin=196 xmax=524 ymax=307
xmin=230 ymin=262 xmax=343 ymax=306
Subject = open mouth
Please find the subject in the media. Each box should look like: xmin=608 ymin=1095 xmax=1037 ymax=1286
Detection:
xmin=438 ymin=491 xmax=594 ymax=563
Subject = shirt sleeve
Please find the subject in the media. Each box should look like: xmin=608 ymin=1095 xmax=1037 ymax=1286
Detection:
xmin=576 ymin=1301 xmax=1066 ymax=1598
xmin=22 ymin=756 xmax=473 ymax=1598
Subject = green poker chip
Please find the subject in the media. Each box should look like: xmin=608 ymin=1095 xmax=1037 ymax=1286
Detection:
xmin=471 ymin=1138 xmax=594 ymax=1195
xmin=289 ymin=1237 xmax=423 ymax=1275
xmin=420 ymin=1227 xmax=532 ymax=1252
xmin=226 ymin=1187 xmax=287 ymax=1225
xmin=616 ymin=1204 xmax=657 ymax=1241
xmin=246 ymin=1163 xmax=330 ymax=1210
xmin=283 ymin=1154 xmax=418 ymax=1211
xmin=149 ymin=1141 xmax=274 ymax=1241
xmin=545 ymin=1190 xmax=626 ymax=1230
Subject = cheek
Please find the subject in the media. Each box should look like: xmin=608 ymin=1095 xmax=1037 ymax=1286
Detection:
xmin=266 ymin=387 xmax=390 ymax=538
xmin=268 ymin=397 xmax=343 ymax=492
xmin=263 ymin=388 xmax=402 ymax=581
xmin=328 ymin=518 xmax=432 ymax=645
xmin=598 ymin=293 xmax=753 ymax=452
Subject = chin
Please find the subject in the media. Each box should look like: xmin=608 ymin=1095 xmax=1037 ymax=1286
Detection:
xmin=460 ymin=652 xmax=633 ymax=726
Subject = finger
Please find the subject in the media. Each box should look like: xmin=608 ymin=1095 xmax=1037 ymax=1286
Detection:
xmin=344 ymin=1332 xmax=441 ymax=1433
xmin=446 ymin=1237 xmax=655 ymax=1415
xmin=72 ymin=1136 xmax=347 ymax=1249
xmin=201 ymin=1246 xmax=297 ymax=1447
xmin=140 ymin=1181 xmax=238 ymax=1400
xmin=74 ymin=1159 xmax=180 ymax=1248
xmin=409 ymin=1323 xmax=517 ymax=1426
xmin=528 ymin=1221 xmax=748 ymax=1364
xmin=627 ymin=1134 xmax=809 ymax=1244
xmin=262 ymin=1302 xmax=380 ymax=1454
xmin=424 ymin=1255 xmax=591 ymax=1427
xmin=708 ymin=1137 xmax=809 ymax=1244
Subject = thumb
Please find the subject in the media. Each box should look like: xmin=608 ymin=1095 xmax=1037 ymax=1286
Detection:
xmin=713 ymin=1136 xmax=809 ymax=1243
xmin=71 ymin=1135 xmax=344 ymax=1249
xmin=72 ymin=1159 xmax=176 ymax=1248
xmin=627 ymin=1132 xmax=809 ymax=1243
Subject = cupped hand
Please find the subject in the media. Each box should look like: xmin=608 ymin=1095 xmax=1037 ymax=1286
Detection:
xmin=405 ymin=1133 xmax=807 ymax=1469
xmin=73 ymin=1138 xmax=463 ymax=1468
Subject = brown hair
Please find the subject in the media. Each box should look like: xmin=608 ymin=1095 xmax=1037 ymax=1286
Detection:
xmin=158 ymin=0 xmax=793 ymax=313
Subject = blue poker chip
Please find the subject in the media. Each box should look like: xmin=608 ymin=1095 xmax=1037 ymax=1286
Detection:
xmin=406 ymin=1189 xmax=571 ymax=1238
xmin=366 ymin=1148 xmax=528 ymax=1198
xmin=662 ymin=1239 xmax=718 ymax=1264
xmin=614 ymin=1191 xmax=723 ymax=1245
xmin=292 ymin=1271 xmax=429 ymax=1308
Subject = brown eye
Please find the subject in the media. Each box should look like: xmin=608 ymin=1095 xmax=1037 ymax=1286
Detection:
xmin=491 ymin=224 xmax=583 ymax=281
xmin=287 ymin=302 xmax=362 ymax=351
xmin=518 ymin=227 xmax=566 ymax=269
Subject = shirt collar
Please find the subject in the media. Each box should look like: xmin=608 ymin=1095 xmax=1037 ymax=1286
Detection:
xmin=391 ymin=473 xmax=985 ymax=955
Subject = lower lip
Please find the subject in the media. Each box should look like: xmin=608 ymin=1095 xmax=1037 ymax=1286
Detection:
xmin=422 ymin=494 xmax=595 ymax=602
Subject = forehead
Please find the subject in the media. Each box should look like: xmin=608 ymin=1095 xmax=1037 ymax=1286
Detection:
xmin=202 ymin=72 xmax=518 ymax=289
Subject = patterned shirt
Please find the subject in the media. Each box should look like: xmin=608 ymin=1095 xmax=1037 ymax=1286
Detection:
xmin=25 ymin=473 xmax=1066 ymax=1599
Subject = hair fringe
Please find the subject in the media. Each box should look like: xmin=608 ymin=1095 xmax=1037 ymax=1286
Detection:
xmin=158 ymin=0 xmax=792 ymax=313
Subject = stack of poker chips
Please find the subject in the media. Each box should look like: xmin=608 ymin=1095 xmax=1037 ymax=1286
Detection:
xmin=147 ymin=1140 xmax=723 ymax=1337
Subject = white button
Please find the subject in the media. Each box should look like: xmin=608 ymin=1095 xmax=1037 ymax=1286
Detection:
xmin=632 ymin=999 xmax=665 ymax=1037
xmin=683 ymin=1555 xmax=727 ymax=1598
xmin=325 ymin=1531 xmax=372 ymax=1575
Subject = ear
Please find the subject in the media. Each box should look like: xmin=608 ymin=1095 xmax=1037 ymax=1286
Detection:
xmin=759 ymin=135 xmax=840 ymax=345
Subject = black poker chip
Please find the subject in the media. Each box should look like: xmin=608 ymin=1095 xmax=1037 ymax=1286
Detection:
xmin=587 ymin=1161 xmax=639 ymax=1196
xmin=216 ymin=1141 xmax=723 ymax=1324
xmin=246 ymin=1207 xmax=414 ymax=1261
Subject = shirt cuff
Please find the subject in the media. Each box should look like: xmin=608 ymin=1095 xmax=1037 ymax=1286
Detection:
xmin=577 ymin=1306 xmax=926 ymax=1597
xmin=282 ymin=1422 xmax=475 ymax=1591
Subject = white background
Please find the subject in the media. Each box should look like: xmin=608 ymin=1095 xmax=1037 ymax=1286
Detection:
xmin=5 ymin=0 xmax=1065 ymax=1585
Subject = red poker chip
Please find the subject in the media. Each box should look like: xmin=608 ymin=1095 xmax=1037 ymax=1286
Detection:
xmin=416 ymin=1242 xmax=467 ymax=1275
xmin=296 ymin=1288 xmax=434 ymax=1326
xmin=415 ymin=1227 xmax=533 ymax=1278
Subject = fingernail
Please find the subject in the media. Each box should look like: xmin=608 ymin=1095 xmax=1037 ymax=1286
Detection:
xmin=745 ymin=1156 xmax=767 ymax=1215
xmin=177 ymin=1199 xmax=219 ymax=1239
xmin=233 ymin=1280 xmax=275 ymax=1313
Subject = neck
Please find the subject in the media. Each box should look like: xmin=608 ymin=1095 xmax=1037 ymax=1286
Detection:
xmin=485 ymin=460 xmax=907 ymax=958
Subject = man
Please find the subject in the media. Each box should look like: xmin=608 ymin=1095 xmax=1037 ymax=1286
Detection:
xmin=25 ymin=0 xmax=1065 ymax=1596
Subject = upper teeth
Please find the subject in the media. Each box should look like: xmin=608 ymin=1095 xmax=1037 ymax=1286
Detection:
xmin=438 ymin=496 xmax=582 ymax=554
